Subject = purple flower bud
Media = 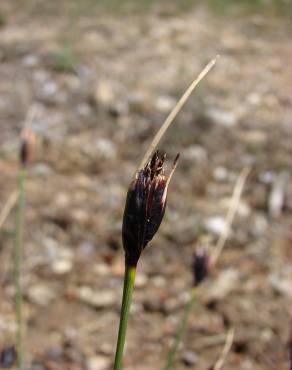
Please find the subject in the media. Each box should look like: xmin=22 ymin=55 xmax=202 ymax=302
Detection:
xmin=122 ymin=150 xmax=179 ymax=266
xmin=20 ymin=127 xmax=36 ymax=168
xmin=193 ymin=247 xmax=210 ymax=286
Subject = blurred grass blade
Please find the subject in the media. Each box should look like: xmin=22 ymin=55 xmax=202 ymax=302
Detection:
xmin=14 ymin=169 xmax=26 ymax=370
xmin=211 ymin=328 xmax=234 ymax=370
xmin=163 ymin=166 xmax=248 ymax=370
xmin=163 ymin=287 xmax=198 ymax=370
xmin=211 ymin=166 xmax=250 ymax=265
xmin=0 ymin=191 xmax=18 ymax=231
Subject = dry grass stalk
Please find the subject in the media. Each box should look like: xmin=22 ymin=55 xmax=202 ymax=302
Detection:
xmin=139 ymin=56 xmax=219 ymax=170
xmin=0 ymin=191 xmax=18 ymax=231
xmin=211 ymin=167 xmax=250 ymax=265
xmin=212 ymin=329 xmax=234 ymax=370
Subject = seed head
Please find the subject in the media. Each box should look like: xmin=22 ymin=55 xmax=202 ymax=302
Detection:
xmin=122 ymin=150 xmax=179 ymax=266
xmin=192 ymin=246 xmax=210 ymax=286
xmin=20 ymin=127 xmax=36 ymax=168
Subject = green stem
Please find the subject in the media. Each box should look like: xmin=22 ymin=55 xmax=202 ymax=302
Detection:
xmin=114 ymin=263 xmax=136 ymax=370
xmin=163 ymin=287 xmax=198 ymax=370
xmin=15 ymin=169 xmax=26 ymax=370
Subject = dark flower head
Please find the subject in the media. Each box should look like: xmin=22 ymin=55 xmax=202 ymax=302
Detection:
xmin=193 ymin=246 xmax=210 ymax=286
xmin=0 ymin=346 xmax=17 ymax=369
xmin=122 ymin=150 xmax=179 ymax=266
xmin=20 ymin=127 xmax=36 ymax=168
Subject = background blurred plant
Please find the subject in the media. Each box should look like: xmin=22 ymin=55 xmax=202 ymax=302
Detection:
xmin=0 ymin=346 xmax=17 ymax=369
xmin=20 ymin=0 xmax=292 ymax=17
xmin=13 ymin=124 xmax=36 ymax=370
xmin=207 ymin=329 xmax=234 ymax=370
xmin=49 ymin=46 xmax=79 ymax=73
xmin=163 ymin=167 xmax=249 ymax=370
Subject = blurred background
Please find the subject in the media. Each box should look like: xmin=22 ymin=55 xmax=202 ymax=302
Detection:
xmin=0 ymin=0 xmax=292 ymax=369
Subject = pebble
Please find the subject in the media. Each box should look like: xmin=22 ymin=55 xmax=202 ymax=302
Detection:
xmin=213 ymin=166 xmax=229 ymax=182
xmin=95 ymin=80 xmax=115 ymax=106
xmin=76 ymin=286 xmax=116 ymax=308
xmin=40 ymin=81 xmax=58 ymax=97
xmin=152 ymin=276 xmax=166 ymax=288
xmin=76 ymin=102 xmax=92 ymax=117
xmin=181 ymin=350 xmax=198 ymax=367
xmin=94 ymin=263 xmax=110 ymax=276
xmin=42 ymin=239 xmax=74 ymax=274
xmin=259 ymin=171 xmax=275 ymax=185
xmin=127 ymin=92 xmax=150 ymax=114
xmin=51 ymin=259 xmax=73 ymax=274
xmin=184 ymin=145 xmax=207 ymax=162
xmin=251 ymin=214 xmax=268 ymax=237
xmin=269 ymin=265 xmax=292 ymax=298
xmin=108 ymin=101 xmax=128 ymax=117
xmin=154 ymin=95 xmax=176 ymax=113
xmin=28 ymin=284 xmax=57 ymax=306
xmin=268 ymin=171 xmax=289 ymax=218
xmin=87 ymin=355 xmax=110 ymax=370
xmin=205 ymin=216 xmax=230 ymax=237
xmin=135 ymin=273 xmax=148 ymax=288
xmin=205 ymin=269 xmax=239 ymax=302
xmin=31 ymin=163 xmax=54 ymax=176
xmin=206 ymin=108 xmax=237 ymax=127
xmin=95 ymin=138 xmax=117 ymax=160
xmin=22 ymin=54 xmax=40 ymax=67
xmin=246 ymin=92 xmax=262 ymax=106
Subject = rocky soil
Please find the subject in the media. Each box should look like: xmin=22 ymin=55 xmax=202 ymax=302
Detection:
xmin=0 ymin=1 xmax=292 ymax=369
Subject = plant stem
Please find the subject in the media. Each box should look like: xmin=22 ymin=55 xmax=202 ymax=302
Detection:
xmin=114 ymin=263 xmax=136 ymax=370
xmin=14 ymin=169 xmax=26 ymax=370
xmin=163 ymin=287 xmax=198 ymax=370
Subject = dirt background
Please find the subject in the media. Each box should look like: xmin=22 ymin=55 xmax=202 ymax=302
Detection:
xmin=0 ymin=1 xmax=292 ymax=369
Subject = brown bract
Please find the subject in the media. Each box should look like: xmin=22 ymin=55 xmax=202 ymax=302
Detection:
xmin=122 ymin=150 xmax=179 ymax=266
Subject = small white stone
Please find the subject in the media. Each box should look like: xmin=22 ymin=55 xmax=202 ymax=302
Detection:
xmin=22 ymin=54 xmax=40 ymax=67
xmin=184 ymin=145 xmax=207 ymax=162
xmin=95 ymin=138 xmax=117 ymax=160
xmin=87 ymin=355 xmax=110 ymax=370
xmin=51 ymin=259 xmax=73 ymax=275
xmin=205 ymin=216 xmax=230 ymax=236
xmin=206 ymin=108 xmax=237 ymax=127
xmin=31 ymin=163 xmax=53 ymax=176
xmin=77 ymin=286 xmax=116 ymax=308
xmin=155 ymin=95 xmax=176 ymax=113
xmin=205 ymin=269 xmax=239 ymax=301
xmin=135 ymin=273 xmax=148 ymax=288
xmin=28 ymin=284 xmax=57 ymax=306
xmin=213 ymin=166 xmax=228 ymax=182
xmin=95 ymin=80 xmax=115 ymax=106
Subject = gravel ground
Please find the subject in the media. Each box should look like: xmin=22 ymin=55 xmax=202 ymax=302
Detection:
xmin=0 ymin=2 xmax=292 ymax=369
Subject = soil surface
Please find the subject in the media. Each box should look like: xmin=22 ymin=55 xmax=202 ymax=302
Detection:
xmin=0 ymin=2 xmax=292 ymax=370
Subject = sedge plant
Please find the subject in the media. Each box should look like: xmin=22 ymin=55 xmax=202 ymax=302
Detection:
xmin=14 ymin=166 xmax=26 ymax=370
xmin=114 ymin=151 xmax=179 ymax=370
xmin=14 ymin=127 xmax=35 ymax=370
xmin=113 ymin=57 xmax=218 ymax=370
